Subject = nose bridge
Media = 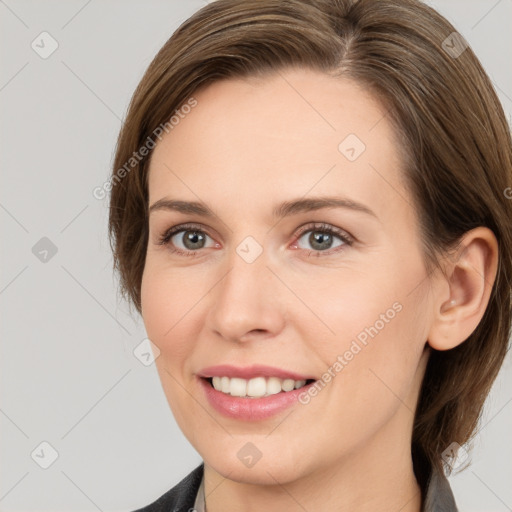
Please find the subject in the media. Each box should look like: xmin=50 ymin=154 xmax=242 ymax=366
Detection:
xmin=217 ymin=239 xmax=272 ymax=312
xmin=207 ymin=236 xmax=285 ymax=341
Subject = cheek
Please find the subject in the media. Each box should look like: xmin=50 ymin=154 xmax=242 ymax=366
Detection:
xmin=141 ymin=268 xmax=169 ymax=343
xmin=140 ymin=265 xmax=194 ymax=376
xmin=141 ymin=261 xmax=201 ymax=339
xmin=296 ymin=254 xmax=429 ymax=404
xmin=285 ymin=261 xmax=403 ymax=351
xmin=141 ymin=265 xmax=204 ymax=432
xmin=309 ymin=240 xmax=428 ymax=342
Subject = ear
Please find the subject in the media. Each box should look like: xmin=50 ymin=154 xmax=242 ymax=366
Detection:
xmin=427 ymin=227 xmax=499 ymax=351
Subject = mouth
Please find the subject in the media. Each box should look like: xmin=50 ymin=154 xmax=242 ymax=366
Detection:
xmin=197 ymin=364 xmax=319 ymax=419
xmin=202 ymin=376 xmax=316 ymax=399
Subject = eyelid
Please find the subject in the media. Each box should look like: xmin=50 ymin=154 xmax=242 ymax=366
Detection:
xmin=157 ymin=222 xmax=214 ymax=246
xmin=293 ymin=222 xmax=355 ymax=245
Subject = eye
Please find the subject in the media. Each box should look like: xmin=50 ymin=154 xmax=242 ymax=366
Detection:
xmin=157 ymin=221 xmax=354 ymax=258
xmin=158 ymin=223 xmax=217 ymax=257
xmin=292 ymin=222 xmax=354 ymax=256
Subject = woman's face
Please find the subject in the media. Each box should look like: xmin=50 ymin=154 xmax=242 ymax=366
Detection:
xmin=141 ymin=68 xmax=435 ymax=484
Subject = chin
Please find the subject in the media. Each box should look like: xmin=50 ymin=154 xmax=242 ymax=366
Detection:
xmin=208 ymin=458 xmax=303 ymax=486
xmin=201 ymin=441 xmax=313 ymax=486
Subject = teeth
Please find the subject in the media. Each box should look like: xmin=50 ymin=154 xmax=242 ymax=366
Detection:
xmin=247 ymin=377 xmax=266 ymax=397
xmin=221 ymin=376 xmax=230 ymax=393
xmin=210 ymin=376 xmax=308 ymax=398
xmin=267 ymin=377 xmax=282 ymax=395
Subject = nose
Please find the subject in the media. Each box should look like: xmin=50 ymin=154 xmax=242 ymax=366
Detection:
xmin=206 ymin=245 xmax=286 ymax=344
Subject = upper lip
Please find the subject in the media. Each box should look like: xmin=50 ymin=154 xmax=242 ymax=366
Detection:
xmin=197 ymin=364 xmax=316 ymax=381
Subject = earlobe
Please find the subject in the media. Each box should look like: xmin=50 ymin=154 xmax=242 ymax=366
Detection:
xmin=427 ymin=227 xmax=499 ymax=351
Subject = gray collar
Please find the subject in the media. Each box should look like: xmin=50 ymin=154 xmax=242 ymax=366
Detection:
xmin=423 ymin=464 xmax=459 ymax=512
xmin=193 ymin=474 xmax=206 ymax=512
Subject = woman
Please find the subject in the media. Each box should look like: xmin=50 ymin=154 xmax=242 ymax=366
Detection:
xmin=108 ymin=0 xmax=512 ymax=510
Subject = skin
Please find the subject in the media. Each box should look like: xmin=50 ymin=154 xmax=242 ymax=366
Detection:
xmin=141 ymin=67 xmax=498 ymax=512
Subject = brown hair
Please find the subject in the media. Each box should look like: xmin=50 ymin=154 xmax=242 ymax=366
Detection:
xmin=108 ymin=0 xmax=512 ymax=489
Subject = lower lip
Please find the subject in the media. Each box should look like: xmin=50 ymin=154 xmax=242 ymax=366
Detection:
xmin=199 ymin=378 xmax=316 ymax=421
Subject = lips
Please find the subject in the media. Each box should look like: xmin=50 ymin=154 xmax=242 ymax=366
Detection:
xmin=197 ymin=364 xmax=316 ymax=381
xmin=196 ymin=364 xmax=318 ymax=420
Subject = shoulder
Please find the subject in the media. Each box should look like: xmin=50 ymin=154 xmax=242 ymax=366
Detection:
xmin=131 ymin=463 xmax=204 ymax=512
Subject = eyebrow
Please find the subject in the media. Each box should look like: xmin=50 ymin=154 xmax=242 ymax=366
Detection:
xmin=149 ymin=196 xmax=378 ymax=220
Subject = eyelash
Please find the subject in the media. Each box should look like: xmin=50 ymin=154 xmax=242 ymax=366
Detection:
xmin=157 ymin=222 xmax=354 ymax=258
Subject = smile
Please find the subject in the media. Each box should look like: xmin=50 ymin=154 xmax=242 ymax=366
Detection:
xmin=209 ymin=376 xmax=313 ymax=398
xmin=197 ymin=364 xmax=318 ymax=420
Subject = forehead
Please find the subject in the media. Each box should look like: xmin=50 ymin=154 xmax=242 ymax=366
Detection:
xmin=147 ymin=68 xmax=410 ymax=226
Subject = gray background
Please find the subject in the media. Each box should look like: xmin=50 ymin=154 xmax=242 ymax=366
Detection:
xmin=1 ymin=0 xmax=511 ymax=510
